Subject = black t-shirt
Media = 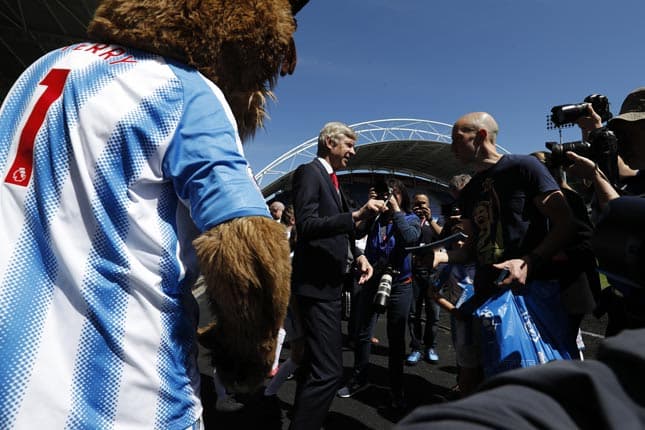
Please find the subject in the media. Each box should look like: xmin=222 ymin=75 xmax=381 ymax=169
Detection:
xmin=458 ymin=155 xmax=559 ymax=291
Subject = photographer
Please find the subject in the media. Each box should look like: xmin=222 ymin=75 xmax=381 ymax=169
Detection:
xmin=568 ymin=87 xmax=645 ymax=206
xmin=337 ymin=179 xmax=420 ymax=411
xmin=567 ymin=88 xmax=645 ymax=335
xmin=406 ymin=193 xmax=442 ymax=366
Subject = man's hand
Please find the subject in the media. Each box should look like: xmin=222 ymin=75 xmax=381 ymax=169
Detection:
xmin=492 ymin=258 xmax=529 ymax=287
xmin=414 ymin=206 xmax=431 ymax=220
xmin=566 ymin=151 xmax=620 ymax=208
xmin=352 ymin=198 xmax=386 ymax=222
xmin=576 ymin=104 xmax=603 ymax=142
xmin=356 ymin=254 xmax=373 ymax=285
xmin=432 ymin=249 xmax=448 ymax=269
xmin=388 ymin=193 xmax=401 ymax=212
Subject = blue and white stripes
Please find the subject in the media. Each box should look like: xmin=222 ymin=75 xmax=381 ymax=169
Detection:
xmin=0 ymin=42 xmax=268 ymax=429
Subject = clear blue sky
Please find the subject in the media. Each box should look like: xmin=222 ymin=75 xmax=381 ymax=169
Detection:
xmin=244 ymin=0 xmax=645 ymax=173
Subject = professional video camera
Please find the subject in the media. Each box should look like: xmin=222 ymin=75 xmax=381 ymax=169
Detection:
xmin=373 ymin=265 xmax=399 ymax=314
xmin=548 ymin=94 xmax=612 ymax=128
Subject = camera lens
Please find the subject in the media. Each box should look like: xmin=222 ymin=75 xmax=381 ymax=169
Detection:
xmin=550 ymin=103 xmax=588 ymax=127
xmin=373 ymin=272 xmax=392 ymax=314
xmin=545 ymin=141 xmax=591 ymax=168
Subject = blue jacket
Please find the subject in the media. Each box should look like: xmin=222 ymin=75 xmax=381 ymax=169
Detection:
xmin=365 ymin=212 xmax=420 ymax=282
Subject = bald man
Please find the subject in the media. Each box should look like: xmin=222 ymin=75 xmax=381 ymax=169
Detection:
xmin=432 ymin=112 xmax=576 ymax=379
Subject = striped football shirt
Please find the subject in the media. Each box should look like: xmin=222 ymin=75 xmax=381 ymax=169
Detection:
xmin=0 ymin=42 xmax=270 ymax=429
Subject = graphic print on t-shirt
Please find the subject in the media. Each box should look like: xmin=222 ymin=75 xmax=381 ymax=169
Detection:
xmin=472 ymin=177 xmax=505 ymax=265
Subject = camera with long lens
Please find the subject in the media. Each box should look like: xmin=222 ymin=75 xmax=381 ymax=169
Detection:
xmin=545 ymin=127 xmax=619 ymax=188
xmin=546 ymin=93 xmax=619 ymax=188
xmin=548 ymin=94 xmax=612 ymax=128
xmin=373 ymin=265 xmax=399 ymax=314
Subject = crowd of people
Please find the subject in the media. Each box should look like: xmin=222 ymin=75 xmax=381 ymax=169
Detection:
xmin=264 ymin=89 xmax=645 ymax=428
xmin=1 ymin=0 xmax=644 ymax=428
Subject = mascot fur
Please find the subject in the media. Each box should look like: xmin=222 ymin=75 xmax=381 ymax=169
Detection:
xmin=0 ymin=0 xmax=308 ymax=428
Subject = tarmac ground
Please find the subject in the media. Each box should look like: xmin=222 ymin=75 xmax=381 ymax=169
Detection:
xmin=195 ymin=286 xmax=608 ymax=430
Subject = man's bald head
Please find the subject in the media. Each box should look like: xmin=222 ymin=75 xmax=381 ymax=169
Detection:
xmin=451 ymin=112 xmax=502 ymax=169
xmin=454 ymin=112 xmax=499 ymax=144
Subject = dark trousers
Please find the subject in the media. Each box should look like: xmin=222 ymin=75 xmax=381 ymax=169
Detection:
xmin=351 ymin=279 xmax=413 ymax=395
xmin=408 ymin=269 xmax=440 ymax=351
xmin=290 ymin=295 xmax=343 ymax=430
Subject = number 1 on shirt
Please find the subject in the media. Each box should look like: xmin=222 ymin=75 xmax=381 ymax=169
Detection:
xmin=4 ymin=68 xmax=71 ymax=186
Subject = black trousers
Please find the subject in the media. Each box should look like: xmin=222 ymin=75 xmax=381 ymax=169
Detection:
xmin=290 ymin=295 xmax=343 ymax=430
xmin=408 ymin=270 xmax=440 ymax=350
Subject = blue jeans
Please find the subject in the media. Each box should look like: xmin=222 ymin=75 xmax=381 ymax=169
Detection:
xmin=351 ymin=277 xmax=413 ymax=394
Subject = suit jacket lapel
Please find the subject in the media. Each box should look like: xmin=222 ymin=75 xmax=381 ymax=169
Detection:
xmin=313 ymin=159 xmax=342 ymax=210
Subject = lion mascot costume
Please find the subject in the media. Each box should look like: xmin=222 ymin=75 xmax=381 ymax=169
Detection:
xmin=0 ymin=0 xmax=309 ymax=428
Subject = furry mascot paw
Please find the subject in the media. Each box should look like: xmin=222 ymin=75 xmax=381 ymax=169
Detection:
xmin=194 ymin=216 xmax=291 ymax=392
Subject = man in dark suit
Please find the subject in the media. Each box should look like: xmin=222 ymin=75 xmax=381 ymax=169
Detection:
xmin=290 ymin=122 xmax=384 ymax=430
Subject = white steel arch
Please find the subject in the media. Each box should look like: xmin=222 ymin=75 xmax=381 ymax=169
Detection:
xmin=254 ymin=118 xmax=454 ymax=187
xmin=255 ymin=118 xmax=509 ymax=197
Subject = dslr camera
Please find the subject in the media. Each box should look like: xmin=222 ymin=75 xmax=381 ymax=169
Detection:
xmin=546 ymin=94 xmax=619 ymax=187
xmin=377 ymin=186 xmax=394 ymax=205
xmin=549 ymin=94 xmax=612 ymax=128
xmin=545 ymin=128 xmax=617 ymax=171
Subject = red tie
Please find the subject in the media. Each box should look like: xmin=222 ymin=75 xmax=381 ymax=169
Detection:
xmin=330 ymin=172 xmax=339 ymax=190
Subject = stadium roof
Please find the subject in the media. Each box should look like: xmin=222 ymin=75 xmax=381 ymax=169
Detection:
xmin=0 ymin=0 xmax=97 ymax=95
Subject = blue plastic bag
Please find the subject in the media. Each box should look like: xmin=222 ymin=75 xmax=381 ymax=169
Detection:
xmin=476 ymin=280 xmax=572 ymax=377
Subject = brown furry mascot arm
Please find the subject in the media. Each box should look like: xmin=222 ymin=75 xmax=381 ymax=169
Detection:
xmin=193 ymin=216 xmax=291 ymax=392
